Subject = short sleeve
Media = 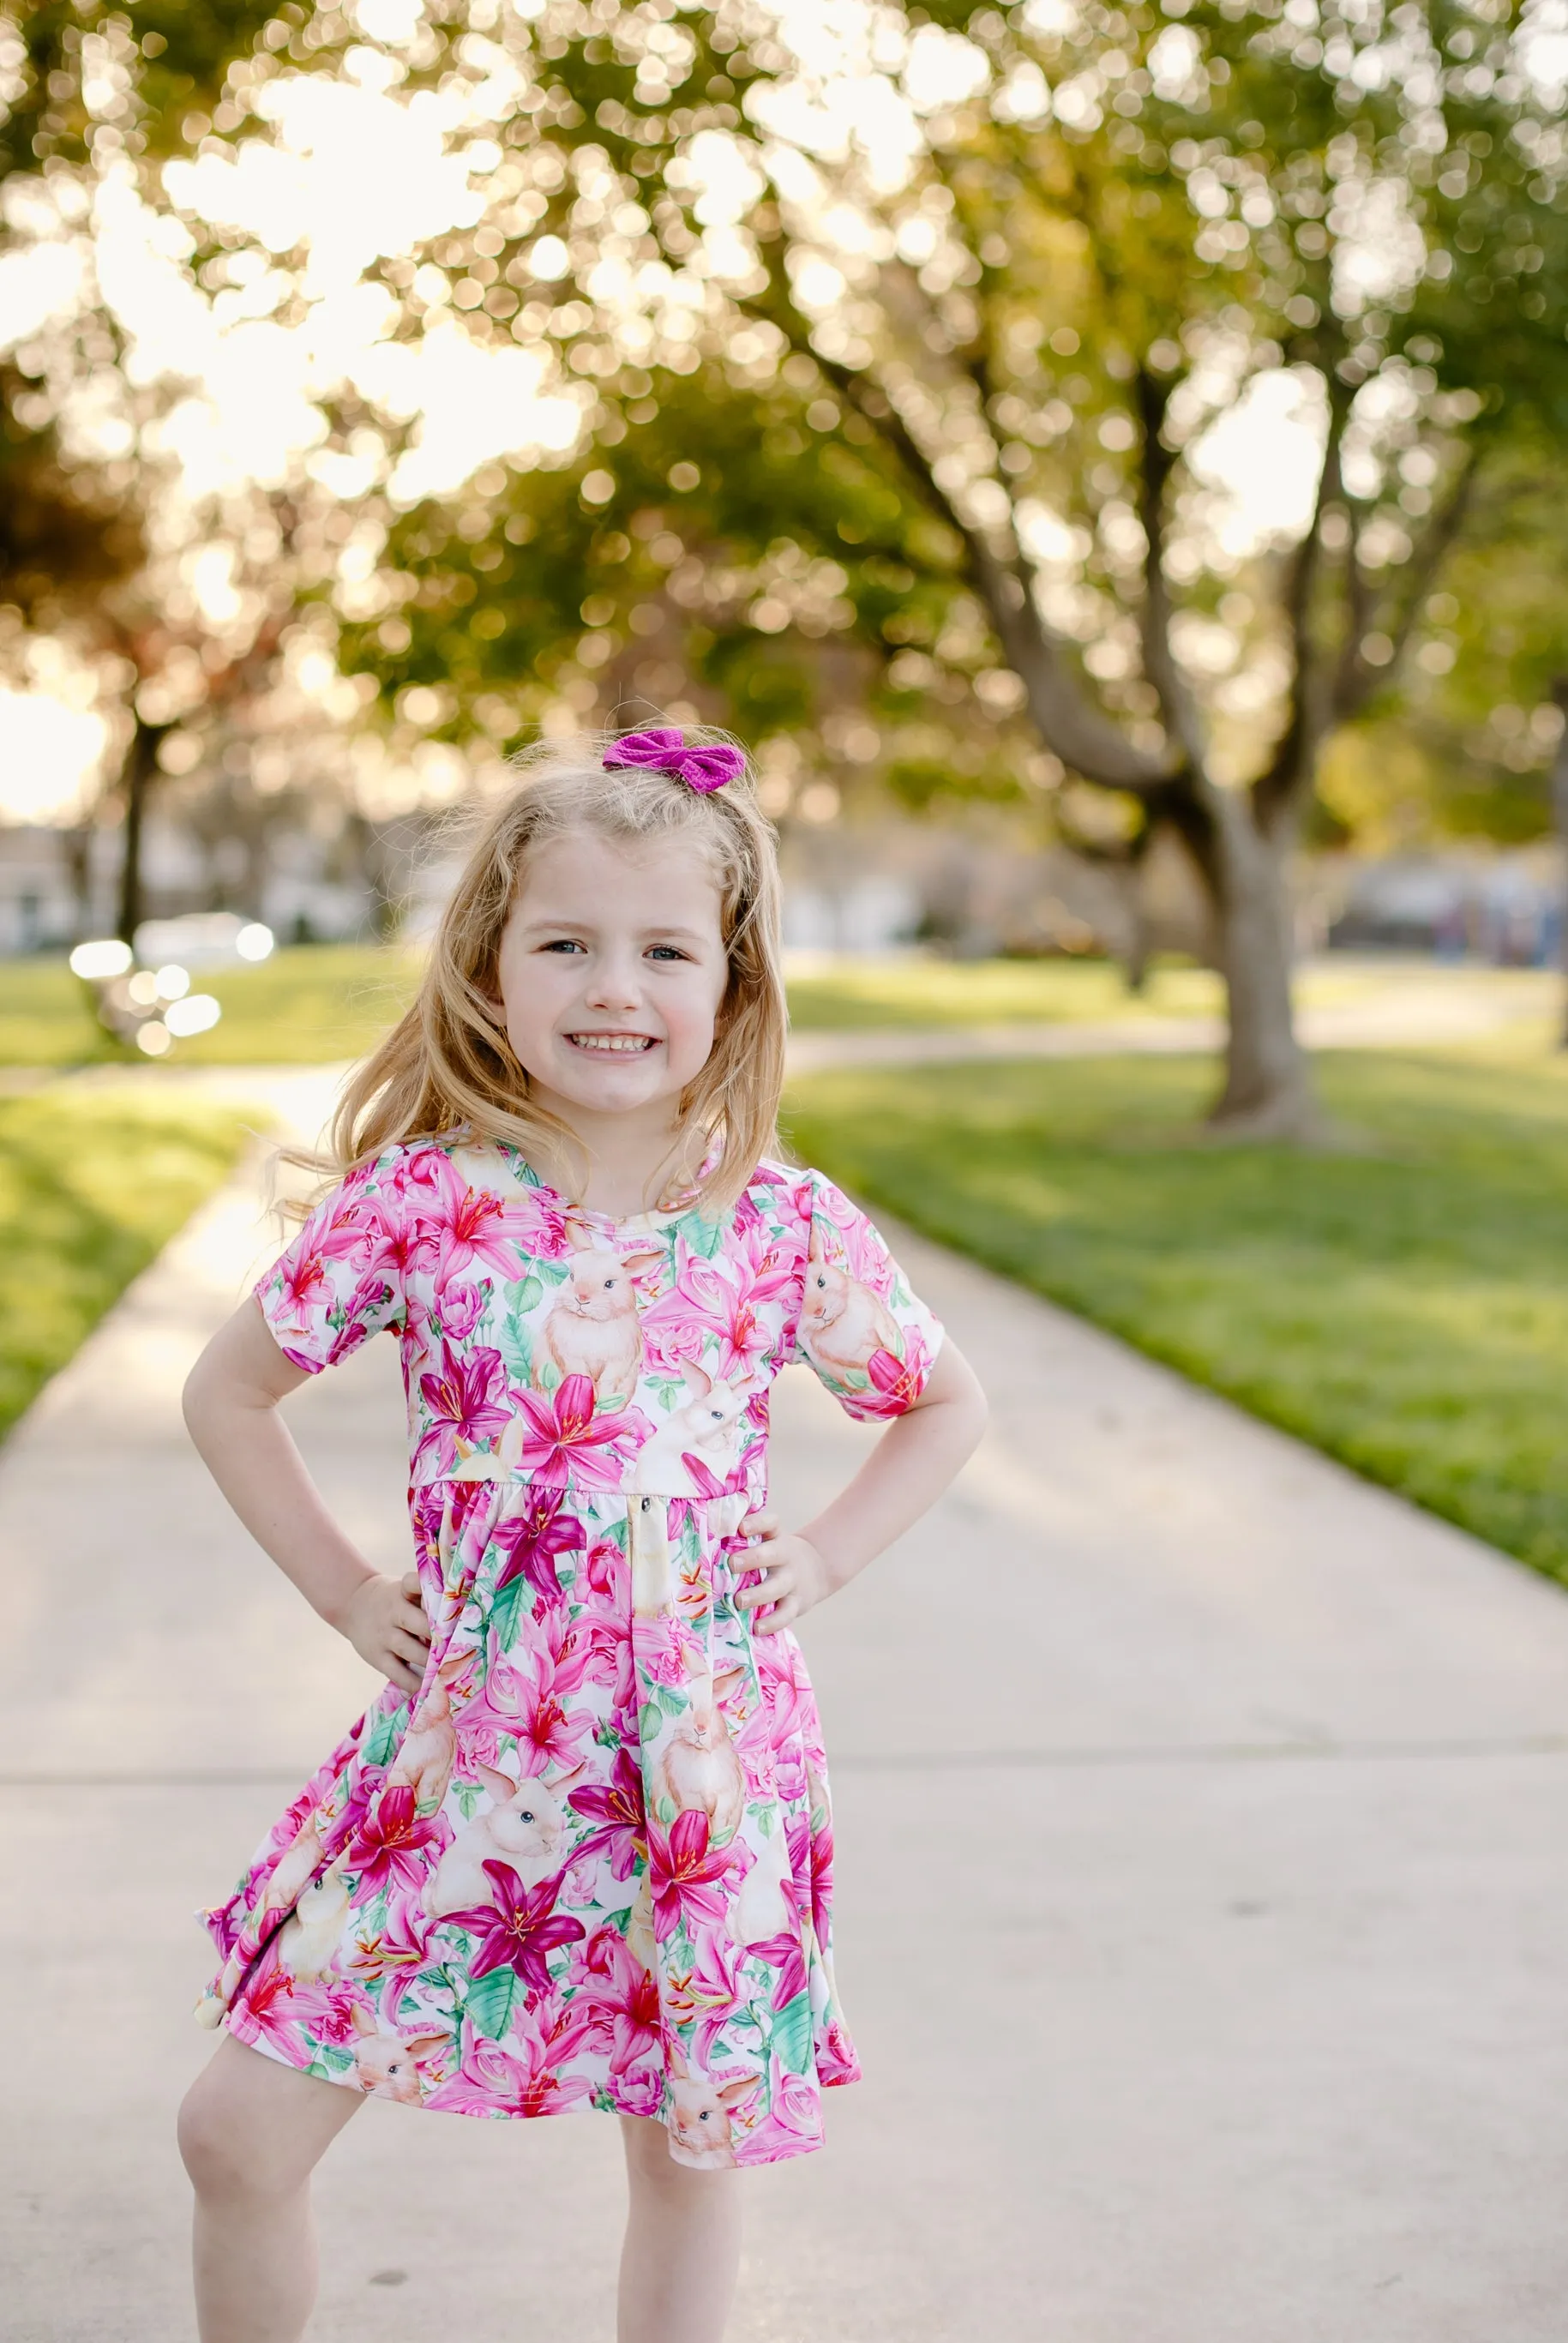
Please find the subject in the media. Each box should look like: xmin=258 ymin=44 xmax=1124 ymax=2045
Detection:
xmin=252 ymin=1152 xmax=406 ymax=1374
xmin=787 ymin=1169 xmax=944 ymax=1421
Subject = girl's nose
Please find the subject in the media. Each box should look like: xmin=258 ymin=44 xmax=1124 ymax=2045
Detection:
xmin=583 ymin=954 xmax=643 ymax=1012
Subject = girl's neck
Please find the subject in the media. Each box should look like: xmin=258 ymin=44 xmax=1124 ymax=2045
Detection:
xmin=526 ymin=1090 xmax=695 ymax=1218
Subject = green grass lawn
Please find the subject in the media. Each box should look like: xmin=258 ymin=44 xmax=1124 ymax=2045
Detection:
xmin=3 ymin=945 xmax=1186 ymax=1061
xmin=786 ymin=952 xmax=1559 ymax=1029
xmin=784 ymin=1048 xmax=1568 ymax=1586
xmin=1 ymin=945 xmax=1555 ymax=1064
xmin=0 ymin=1091 xmax=251 ymax=1438
xmin=0 ymin=946 xmax=422 ymax=1067
xmin=785 ymin=954 xmax=1220 ymax=1027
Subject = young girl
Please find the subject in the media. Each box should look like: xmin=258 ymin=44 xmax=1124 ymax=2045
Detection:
xmin=178 ymin=724 xmax=987 ymax=2343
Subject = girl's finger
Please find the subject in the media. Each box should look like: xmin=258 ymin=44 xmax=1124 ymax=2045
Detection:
xmin=739 ymin=1509 xmax=778 ymax=1540
xmin=400 ymin=1601 xmax=432 ymax=1640
xmin=400 ymin=1569 xmax=422 ymax=1596
xmin=390 ymin=1628 xmax=430 ymax=1671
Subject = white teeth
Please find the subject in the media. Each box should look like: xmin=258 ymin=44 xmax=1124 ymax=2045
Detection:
xmin=568 ymin=1033 xmax=655 ymax=1053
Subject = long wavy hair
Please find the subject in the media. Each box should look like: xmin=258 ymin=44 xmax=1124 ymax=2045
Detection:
xmin=324 ymin=730 xmax=786 ymax=1216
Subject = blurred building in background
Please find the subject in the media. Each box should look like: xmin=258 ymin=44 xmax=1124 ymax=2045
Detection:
xmin=1315 ymin=846 xmax=1564 ymax=965
xmin=0 ymin=808 xmax=454 ymax=954
xmin=1 ymin=794 xmax=1561 ymax=973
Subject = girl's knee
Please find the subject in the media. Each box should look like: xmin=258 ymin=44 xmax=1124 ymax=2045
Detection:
xmin=177 ymin=2043 xmax=345 ymax=2202
xmin=177 ymin=2070 xmax=263 ymax=2200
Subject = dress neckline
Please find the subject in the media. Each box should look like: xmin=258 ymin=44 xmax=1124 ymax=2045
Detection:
xmin=494 ymin=1140 xmax=707 ymax=1233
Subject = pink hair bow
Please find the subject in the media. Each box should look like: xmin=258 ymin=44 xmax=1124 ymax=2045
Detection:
xmin=603 ymin=727 xmax=743 ymax=795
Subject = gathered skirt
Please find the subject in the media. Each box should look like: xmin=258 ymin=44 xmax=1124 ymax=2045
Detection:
xmin=198 ymin=1475 xmax=859 ymax=2168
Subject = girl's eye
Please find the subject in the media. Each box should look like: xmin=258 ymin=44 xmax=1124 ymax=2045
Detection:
xmin=539 ymin=938 xmax=586 ymax=954
xmin=646 ymin=945 xmax=690 ymax=962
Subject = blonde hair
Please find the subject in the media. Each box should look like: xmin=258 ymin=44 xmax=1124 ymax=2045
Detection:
xmin=327 ymin=730 xmax=786 ymax=1216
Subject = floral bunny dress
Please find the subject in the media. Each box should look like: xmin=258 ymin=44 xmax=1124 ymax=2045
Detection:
xmin=197 ymin=1139 xmax=941 ymax=2169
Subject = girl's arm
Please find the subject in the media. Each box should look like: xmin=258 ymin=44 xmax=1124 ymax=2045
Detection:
xmin=736 ymin=1338 xmax=988 ymax=1636
xmin=182 ymin=1298 xmax=432 ymax=1697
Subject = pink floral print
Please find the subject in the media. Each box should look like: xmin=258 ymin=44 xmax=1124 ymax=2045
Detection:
xmin=198 ymin=1141 xmax=940 ymax=2169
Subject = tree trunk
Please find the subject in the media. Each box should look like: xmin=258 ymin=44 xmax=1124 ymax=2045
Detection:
xmin=114 ymin=714 xmax=170 ymax=946
xmin=1205 ymin=798 xmax=1322 ymax=1138
xmin=1552 ymin=682 xmax=1568 ymax=1048
xmin=63 ymin=825 xmax=93 ymax=939
xmin=1118 ymin=818 xmax=1157 ymax=994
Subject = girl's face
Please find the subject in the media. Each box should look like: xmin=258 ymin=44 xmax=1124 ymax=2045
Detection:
xmin=494 ymin=827 xmax=730 ymax=1126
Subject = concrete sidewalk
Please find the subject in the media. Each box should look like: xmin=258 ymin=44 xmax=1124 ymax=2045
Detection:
xmin=5 ymin=1072 xmax=1568 ymax=2341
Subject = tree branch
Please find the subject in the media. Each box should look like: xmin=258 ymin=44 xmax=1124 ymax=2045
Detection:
xmin=1343 ymin=442 xmax=1480 ymax=713
xmin=1252 ymin=381 xmax=1351 ymax=824
xmin=1132 ymin=365 xmax=1206 ymax=774
xmin=736 ymin=278 xmax=1178 ymax=796
xmin=1329 ymin=508 xmax=1378 ymax=721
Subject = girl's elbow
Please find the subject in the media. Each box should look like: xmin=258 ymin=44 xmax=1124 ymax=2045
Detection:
xmin=182 ymin=1333 xmax=252 ymax=1441
xmin=181 ymin=1349 xmax=217 ymax=1441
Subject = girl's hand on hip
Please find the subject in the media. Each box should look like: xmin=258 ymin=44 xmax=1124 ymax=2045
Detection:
xmin=734 ymin=1510 xmax=836 ymax=1637
xmin=341 ymin=1570 xmax=431 ymax=1696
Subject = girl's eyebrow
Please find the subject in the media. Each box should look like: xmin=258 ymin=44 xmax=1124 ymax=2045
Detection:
xmin=515 ymin=913 xmax=713 ymax=943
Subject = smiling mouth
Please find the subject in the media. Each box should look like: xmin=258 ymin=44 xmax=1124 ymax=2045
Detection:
xmin=565 ymin=1031 xmax=659 ymax=1054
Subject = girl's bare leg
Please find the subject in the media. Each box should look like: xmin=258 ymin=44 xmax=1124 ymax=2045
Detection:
xmin=617 ymin=2116 xmax=742 ymax=2343
xmin=177 ymin=2034 xmax=364 ymax=2343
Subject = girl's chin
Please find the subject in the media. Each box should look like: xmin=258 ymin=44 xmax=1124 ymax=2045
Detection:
xmin=537 ymin=1065 xmax=692 ymax=1115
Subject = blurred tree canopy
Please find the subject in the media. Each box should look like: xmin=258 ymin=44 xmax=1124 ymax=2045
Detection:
xmin=0 ymin=3 xmax=276 ymax=622
xmin=0 ymin=2 xmax=327 ymax=935
xmin=1393 ymin=426 xmax=1568 ymax=842
xmin=7 ymin=2 xmax=1568 ymax=1114
xmin=176 ymin=0 xmax=1564 ymax=1132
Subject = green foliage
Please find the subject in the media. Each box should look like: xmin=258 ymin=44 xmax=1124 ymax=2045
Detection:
xmin=0 ymin=357 xmax=147 ymax=624
xmin=1315 ymin=422 xmax=1568 ymax=847
xmin=360 ymin=1703 xmax=404 ymax=1769
xmin=1407 ymin=434 xmax=1568 ymax=832
xmin=271 ymin=0 xmax=1568 ymax=846
xmin=464 ymin=1965 xmax=520 ymax=2040
xmin=0 ymin=3 xmax=279 ymax=183
xmin=771 ymin=1988 xmax=814 ymax=2076
xmin=0 ymin=3 xmax=277 ymax=621
xmin=0 ymin=1088 xmax=248 ymax=1438
xmin=786 ymin=1046 xmax=1568 ymax=1583
xmin=334 ymin=362 xmax=1035 ymax=798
